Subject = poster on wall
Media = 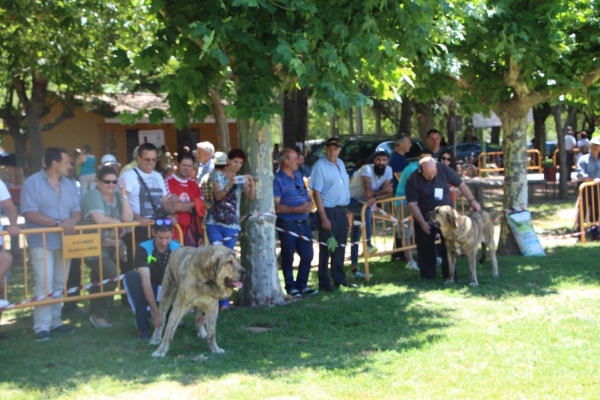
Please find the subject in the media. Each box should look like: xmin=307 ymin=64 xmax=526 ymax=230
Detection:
xmin=138 ymin=130 xmax=165 ymax=148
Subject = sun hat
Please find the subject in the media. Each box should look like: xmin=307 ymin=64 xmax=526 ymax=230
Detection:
xmin=99 ymin=154 xmax=121 ymax=167
xmin=214 ymin=151 xmax=228 ymax=166
xmin=589 ymin=136 xmax=600 ymax=146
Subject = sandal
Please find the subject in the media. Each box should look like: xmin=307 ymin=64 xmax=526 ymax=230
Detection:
xmin=89 ymin=315 xmax=112 ymax=328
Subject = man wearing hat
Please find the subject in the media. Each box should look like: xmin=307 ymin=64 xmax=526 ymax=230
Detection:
xmin=576 ymin=135 xmax=600 ymax=239
xmin=309 ymin=137 xmax=355 ymax=291
xmin=347 ymin=148 xmax=393 ymax=278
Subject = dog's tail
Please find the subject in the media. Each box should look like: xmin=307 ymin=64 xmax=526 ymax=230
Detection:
xmin=479 ymin=242 xmax=487 ymax=264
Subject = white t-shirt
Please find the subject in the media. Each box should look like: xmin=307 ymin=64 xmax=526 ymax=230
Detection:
xmin=0 ymin=180 xmax=11 ymax=245
xmin=349 ymin=164 xmax=393 ymax=203
xmin=565 ymin=135 xmax=577 ymax=151
xmin=120 ymin=168 xmax=168 ymax=218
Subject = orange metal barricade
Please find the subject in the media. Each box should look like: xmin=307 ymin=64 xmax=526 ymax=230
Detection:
xmin=577 ymin=181 xmax=600 ymax=243
xmin=0 ymin=221 xmax=183 ymax=310
xmin=478 ymin=149 xmax=542 ymax=177
xmin=552 ymin=148 xmax=579 ymax=169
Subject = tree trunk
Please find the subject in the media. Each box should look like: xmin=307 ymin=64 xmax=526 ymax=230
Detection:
xmin=26 ymin=104 xmax=44 ymax=172
xmin=330 ymin=114 xmax=339 ymax=137
xmin=564 ymin=105 xmax=578 ymax=131
xmin=355 ymin=107 xmax=363 ymax=136
xmin=373 ymin=103 xmax=382 ymax=136
xmin=348 ymin=108 xmax=354 ymax=136
xmin=296 ymin=87 xmax=308 ymax=145
xmin=237 ymin=119 xmax=284 ymax=307
xmin=282 ymin=89 xmax=296 ymax=149
xmin=496 ymin=108 xmax=530 ymax=255
xmin=533 ymin=103 xmax=551 ymax=159
xmin=414 ymin=100 xmax=434 ymax=142
xmin=446 ymin=99 xmax=457 ymax=146
xmin=398 ymin=96 xmax=412 ymax=136
xmin=551 ymin=105 xmax=568 ymax=199
xmin=209 ymin=88 xmax=231 ymax=152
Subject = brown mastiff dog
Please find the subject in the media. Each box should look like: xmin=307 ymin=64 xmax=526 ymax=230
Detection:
xmin=149 ymin=245 xmax=245 ymax=357
xmin=428 ymin=205 xmax=498 ymax=286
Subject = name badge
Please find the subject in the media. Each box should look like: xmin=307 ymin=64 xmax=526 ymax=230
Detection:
xmin=434 ymin=188 xmax=443 ymax=200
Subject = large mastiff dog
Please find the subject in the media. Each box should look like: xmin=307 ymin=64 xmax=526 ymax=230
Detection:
xmin=428 ymin=205 xmax=498 ymax=286
xmin=149 ymin=245 xmax=245 ymax=357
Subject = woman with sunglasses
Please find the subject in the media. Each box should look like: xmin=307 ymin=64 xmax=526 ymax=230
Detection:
xmin=81 ymin=166 xmax=134 ymax=328
xmin=205 ymin=149 xmax=255 ymax=310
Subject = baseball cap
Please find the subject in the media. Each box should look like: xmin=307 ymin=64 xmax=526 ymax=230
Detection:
xmin=99 ymin=154 xmax=121 ymax=167
xmin=373 ymin=147 xmax=389 ymax=158
xmin=324 ymin=137 xmax=341 ymax=148
xmin=214 ymin=151 xmax=227 ymax=166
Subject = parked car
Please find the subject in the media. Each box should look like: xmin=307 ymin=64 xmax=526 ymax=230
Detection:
xmin=340 ymin=137 xmax=424 ymax=176
xmin=445 ymin=142 xmax=502 ymax=166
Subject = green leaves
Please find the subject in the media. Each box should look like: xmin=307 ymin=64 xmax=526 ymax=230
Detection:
xmin=326 ymin=236 xmax=338 ymax=253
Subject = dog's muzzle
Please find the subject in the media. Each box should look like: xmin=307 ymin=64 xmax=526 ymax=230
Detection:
xmin=426 ymin=210 xmax=441 ymax=228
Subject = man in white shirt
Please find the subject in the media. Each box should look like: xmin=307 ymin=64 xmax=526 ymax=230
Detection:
xmin=195 ymin=141 xmax=215 ymax=183
xmin=120 ymin=143 xmax=175 ymax=273
xmin=347 ymin=149 xmax=393 ymax=277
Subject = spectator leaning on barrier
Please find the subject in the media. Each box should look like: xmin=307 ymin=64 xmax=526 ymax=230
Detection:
xmin=273 ymin=149 xmax=318 ymax=298
xmin=81 ymin=166 xmax=134 ymax=329
xmin=165 ymin=152 xmax=203 ymax=241
xmin=309 ymin=137 xmax=355 ymax=292
xmin=426 ymin=129 xmax=445 ymax=160
xmin=196 ymin=141 xmax=215 ymax=183
xmin=21 ymin=147 xmax=82 ymax=341
xmin=576 ymin=136 xmax=600 ymax=240
xmin=0 ymin=178 xmax=20 ymax=336
xmin=119 ymin=143 xmax=175 ymax=274
xmin=406 ymin=156 xmax=480 ymax=280
xmin=347 ymin=148 xmax=393 ymax=279
xmin=123 ymin=219 xmax=181 ymax=340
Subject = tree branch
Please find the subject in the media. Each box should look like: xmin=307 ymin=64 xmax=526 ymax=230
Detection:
xmin=41 ymin=107 xmax=75 ymax=132
xmin=504 ymin=56 xmax=530 ymax=97
xmin=12 ymin=75 xmax=29 ymax=108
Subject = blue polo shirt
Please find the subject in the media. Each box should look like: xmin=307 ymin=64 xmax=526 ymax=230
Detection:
xmin=309 ymin=156 xmax=350 ymax=208
xmin=273 ymin=169 xmax=310 ymax=221
xmin=20 ymin=170 xmax=81 ymax=250
xmin=389 ymin=152 xmax=409 ymax=190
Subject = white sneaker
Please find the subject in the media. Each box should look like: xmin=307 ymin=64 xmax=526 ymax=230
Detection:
xmin=436 ymin=257 xmax=442 ymax=267
xmin=352 ymin=270 xmax=373 ymax=279
xmin=0 ymin=299 xmax=9 ymax=308
xmin=406 ymin=261 xmax=420 ymax=271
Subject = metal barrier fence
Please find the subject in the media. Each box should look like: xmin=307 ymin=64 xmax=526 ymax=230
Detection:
xmin=478 ymin=149 xmax=542 ymax=177
xmin=552 ymin=148 xmax=579 ymax=169
xmin=577 ymin=181 xmax=600 ymax=243
xmin=1 ymin=222 xmax=183 ymax=310
xmin=361 ymin=195 xmax=468 ymax=282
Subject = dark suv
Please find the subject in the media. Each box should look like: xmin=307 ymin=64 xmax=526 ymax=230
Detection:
xmin=340 ymin=137 xmax=424 ymax=176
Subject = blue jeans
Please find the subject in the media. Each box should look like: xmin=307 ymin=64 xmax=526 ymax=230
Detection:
xmin=124 ymin=270 xmax=159 ymax=333
xmin=276 ymin=219 xmax=314 ymax=294
xmin=206 ymin=224 xmax=239 ymax=249
xmin=348 ymin=198 xmax=372 ymax=266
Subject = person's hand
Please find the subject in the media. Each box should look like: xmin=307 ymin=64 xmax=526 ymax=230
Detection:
xmin=60 ymin=218 xmax=77 ymax=234
xmin=118 ymin=180 xmax=127 ymax=198
xmin=320 ymin=216 xmax=331 ymax=231
xmin=138 ymin=217 xmax=152 ymax=227
xmin=366 ymin=197 xmax=377 ymax=207
xmin=245 ymin=174 xmax=254 ymax=188
xmin=419 ymin=220 xmax=431 ymax=235
xmin=470 ymin=200 xmax=481 ymax=212
xmin=153 ymin=312 xmax=163 ymax=328
xmin=593 ymin=177 xmax=600 ymax=184
xmin=6 ymin=225 xmax=20 ymax=236
xmin=301 ymin=201 xmax=313 ymax=213
xmin=103 ymin=237 xmax=118 ymax=247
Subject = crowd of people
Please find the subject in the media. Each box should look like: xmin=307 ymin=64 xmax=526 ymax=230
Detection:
xmin=18 ymin=126 xmax=598 ymax=341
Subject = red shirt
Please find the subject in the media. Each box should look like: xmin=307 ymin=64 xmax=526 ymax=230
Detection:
xmin=165 ymin=175 xmax=202 ymax=238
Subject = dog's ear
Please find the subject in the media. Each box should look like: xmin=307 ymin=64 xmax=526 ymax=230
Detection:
xmin=202 ymin=248 xmax=225 ymax=281
xmin=445 ymin=208 xmax=457 ymax=229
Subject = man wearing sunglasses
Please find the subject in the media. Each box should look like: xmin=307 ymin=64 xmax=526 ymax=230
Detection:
xmin=273 ymin=149 xmax=317 ymax=298
xmin=120 ymin=143 xmax=175 ymax=273
xmin=123 ymin=218 xmax=181 ymax=339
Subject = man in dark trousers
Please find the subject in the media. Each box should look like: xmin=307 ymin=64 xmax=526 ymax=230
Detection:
xmin=406 ymin=157 xmax=480 ymax=279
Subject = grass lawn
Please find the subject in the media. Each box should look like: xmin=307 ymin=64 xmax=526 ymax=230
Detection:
xmin=1 ymin=200 xmax=599 ymax=399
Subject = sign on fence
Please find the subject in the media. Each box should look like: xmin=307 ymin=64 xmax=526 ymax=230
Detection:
xmin=63 ymin=233 xmax=102 ymax=259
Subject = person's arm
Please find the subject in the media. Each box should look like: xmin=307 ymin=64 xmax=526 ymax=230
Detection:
xmin=169 ymin=194 xmax=195 ymax=212
xmin=0 ymin=198 xmax=20 ymax=236
xmin=23 ymin=211 xmax=59 ymax=227
xmin=274 ymin=197 xmax=311 ymax=214
xmin=75 ymin=153 xmax=86 ymax=166
xmin=213 ymin=174 xmax=235 ymax=201
xmin=118 ymin=183 xmax=134 ymax=222
xmin=138 ymin=267 xmax=163 ymax=328
xmin=374 ymin=179 xmax=393 ymax=198
xmin=312 ymin=190 xmax=330 ymax=230
xmin=457 ymin=182 xmax=481 ymax=211
xmin=408 ymin=201 xmax=430 ymax=235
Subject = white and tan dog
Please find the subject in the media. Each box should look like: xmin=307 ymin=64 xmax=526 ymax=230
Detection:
xmin=149 ymin=245 xmax=245 ymax=357
xmin=428 ymin=205 xmax=498 ymax=286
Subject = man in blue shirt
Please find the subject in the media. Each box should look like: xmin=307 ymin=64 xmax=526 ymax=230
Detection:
xmin=124 ymin=219 xmax=181 ymax=339
xmin=274 ymin=149 xmax=317 ymax=298
xmin=309 ymin=137 xmax=355 ymax=291
xmin=21 ymin=147 xmax=82 ymax=341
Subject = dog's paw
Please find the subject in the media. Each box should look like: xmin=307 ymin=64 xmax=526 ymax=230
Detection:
xmin=148 ymin=337 xmax=161 ymax=346
xmin=209 ymin=346 xmax=225 ymax=354
xmin=197 ymin=325 xmax=207 ymax=339
xmin=151 ymin=349 xmax=166 ymax=358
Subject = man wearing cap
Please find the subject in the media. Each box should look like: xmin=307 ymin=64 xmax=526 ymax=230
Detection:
xmin=309 ymin=137 xmax=355 ymax=291
xmin=576 ymin=136 xmax=600 ymax=240
xmin=406 ymin=156 xmax=480 ymax=280
xmin=196 ymin=141 xmax=215 ymax=183
xmin=347 ymin=149 xmax=393 ymax=278
xmin=273 ymin=148 xmax=317 ymax=298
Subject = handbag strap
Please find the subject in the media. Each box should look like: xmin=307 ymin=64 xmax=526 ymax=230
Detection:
xmin=133 ymin=168 xmax=161 ymax=214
